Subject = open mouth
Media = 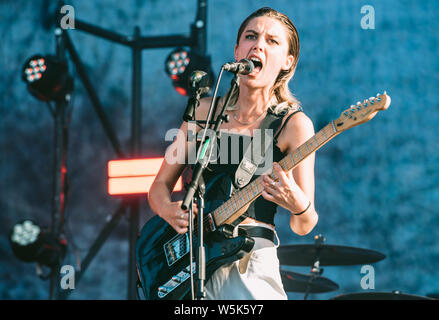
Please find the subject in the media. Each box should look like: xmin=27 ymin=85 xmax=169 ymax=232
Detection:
xmin=249 ymin=58 xmax=263 ymax=73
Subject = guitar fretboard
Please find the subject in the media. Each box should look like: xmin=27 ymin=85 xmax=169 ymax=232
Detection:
xmin=212 ymin=122 xmax=339 ymax=226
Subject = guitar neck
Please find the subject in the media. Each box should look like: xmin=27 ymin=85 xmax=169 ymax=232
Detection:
xmin=212 ymin=121 xmax=339 ymax=226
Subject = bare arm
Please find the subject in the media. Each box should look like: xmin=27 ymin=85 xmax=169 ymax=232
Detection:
xmin=148 ymin=119 xmax=192 ymax=234
xmin=262 ymin=111 xmax=318 ymax=235
xmin=148 ymin=97 xmax=215 ymax=233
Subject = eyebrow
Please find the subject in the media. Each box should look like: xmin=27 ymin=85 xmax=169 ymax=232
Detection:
xmin=244 ymin=29 xmax=280 ymax=40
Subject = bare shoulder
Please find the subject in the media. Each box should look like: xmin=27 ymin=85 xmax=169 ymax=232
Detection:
xmin=278 ymin=109 xmax=315 ymax=152
xmin=285 ymin=110 xmax=314 ymax=136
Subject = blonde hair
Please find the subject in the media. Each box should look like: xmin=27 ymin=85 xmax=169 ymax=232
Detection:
xmin=227 ymin=7 xmax=301 ymax=115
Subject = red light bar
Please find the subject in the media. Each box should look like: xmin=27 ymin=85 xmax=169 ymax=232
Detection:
xmin=108 ymin=157 xmax=183 ymax=196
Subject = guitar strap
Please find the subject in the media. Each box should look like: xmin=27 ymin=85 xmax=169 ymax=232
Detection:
xmin=233 ymin=105 xmax=305 ymax=189
xmin=207 ymin=98 xmax=302 ymax=226
xmin=230 ymin=106 xmax=303 ymax=226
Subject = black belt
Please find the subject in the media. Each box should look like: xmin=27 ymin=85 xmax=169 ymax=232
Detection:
xmin=238 ymin=226 xmax=276 ymax=243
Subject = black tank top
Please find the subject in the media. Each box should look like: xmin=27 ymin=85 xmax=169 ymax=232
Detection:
xmin=198 ymin=100 xmax=303 ymax=226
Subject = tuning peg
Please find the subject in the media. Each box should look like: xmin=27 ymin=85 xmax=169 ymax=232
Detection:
xmin=343 ymin=111 xmax=353 ymax=118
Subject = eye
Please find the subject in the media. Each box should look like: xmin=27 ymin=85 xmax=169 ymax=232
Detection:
xmin=269 ymin=39 xmax=279 ymax=45
xmin=245 ymin=34 xmax=256 ymax=40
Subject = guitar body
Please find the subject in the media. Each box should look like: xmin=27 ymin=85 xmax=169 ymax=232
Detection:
xmin=136 ymin=215 xmax=254 ymax=300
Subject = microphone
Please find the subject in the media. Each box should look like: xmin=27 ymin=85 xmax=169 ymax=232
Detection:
xmin=222 ymin=59 xmax=254 ymax=75
xmin=183 ymin=71 xmax=211 ymax=122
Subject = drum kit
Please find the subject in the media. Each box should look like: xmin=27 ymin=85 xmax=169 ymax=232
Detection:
xmin=278 ymin=234 xmax=436 ymax=300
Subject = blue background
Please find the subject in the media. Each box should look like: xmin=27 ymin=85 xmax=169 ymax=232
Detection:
xmin=1 ymin=0 xmax=438 ymax=299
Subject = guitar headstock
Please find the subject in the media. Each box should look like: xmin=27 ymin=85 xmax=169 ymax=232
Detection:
xmin=333 ymin=92 xmax=391 ymax=132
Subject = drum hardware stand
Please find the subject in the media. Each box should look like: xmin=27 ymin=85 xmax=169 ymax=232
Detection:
xmin=303 ymin=234 xmax=326 ymax=300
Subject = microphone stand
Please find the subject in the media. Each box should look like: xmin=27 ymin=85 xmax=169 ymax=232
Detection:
xmin=181 ymin=68 xmax=239 ymax=300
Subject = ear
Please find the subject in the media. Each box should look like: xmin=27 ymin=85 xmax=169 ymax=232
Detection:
xmin=234 ymin=44 xmax=238 ymax=61
xmin=282 ymin=55 xmax=294 ymax=71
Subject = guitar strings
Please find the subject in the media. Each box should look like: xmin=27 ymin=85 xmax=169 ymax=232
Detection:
xmin=172 ymin=178 xmax=265 ymax=246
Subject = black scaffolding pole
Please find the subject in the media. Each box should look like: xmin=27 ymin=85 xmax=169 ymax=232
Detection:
xmin=128 ymin=26 xmax=142 ymax=300
xmin=49 ymin=25 xmax=69 ymax=300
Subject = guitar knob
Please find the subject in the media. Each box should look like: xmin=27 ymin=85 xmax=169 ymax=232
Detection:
xmin=158 ymin=286 xmax=168 ymax=294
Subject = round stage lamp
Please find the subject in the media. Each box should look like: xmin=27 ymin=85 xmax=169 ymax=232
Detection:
xmin=165 ymin=48 xmax=214 ymax=96
xmin=22 ymin=54 xmax=73 ymax=102
xmin=9 ymin=220 xmax=66 ymax=267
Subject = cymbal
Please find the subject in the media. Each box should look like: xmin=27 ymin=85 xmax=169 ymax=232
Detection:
xmin=277 ymin=244 xmax=386 ymax=266
xmin=330 ymin=291 xmax=435 ymax=300
xmin=280 ymin=269 xmax=339 ymax=293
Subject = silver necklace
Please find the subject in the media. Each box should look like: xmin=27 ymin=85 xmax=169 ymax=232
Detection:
xmin=233 ymin=109 xmax=267 ymax=125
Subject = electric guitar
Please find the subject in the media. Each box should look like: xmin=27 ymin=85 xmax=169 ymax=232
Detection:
xmin=136 ymin=92 xmax=391 ymax=300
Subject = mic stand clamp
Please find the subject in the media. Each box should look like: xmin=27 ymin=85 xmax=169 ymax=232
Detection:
xmin=182 ymin=71 xmax=240 ymax=300
xmin=183 ymin=87 xmax=202 ymax=122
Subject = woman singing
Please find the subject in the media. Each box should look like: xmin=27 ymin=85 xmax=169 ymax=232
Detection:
xmin=148 ymin=7 xmax=318 ymax=299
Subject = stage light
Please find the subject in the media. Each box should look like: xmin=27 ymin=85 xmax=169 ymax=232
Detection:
xmin=108 ymin=158 xmax=183 ymax=196
xmin=165 ymin=48 xmax=214 ymax=96
xmin=9 ymin=220 xmax=66 ymax=267
xmin=22 ymin=54 xmax=73 ymax=102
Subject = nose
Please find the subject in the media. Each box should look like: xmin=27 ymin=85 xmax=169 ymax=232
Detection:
xmin=252 ymin=37 xmax=265 ymax=52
